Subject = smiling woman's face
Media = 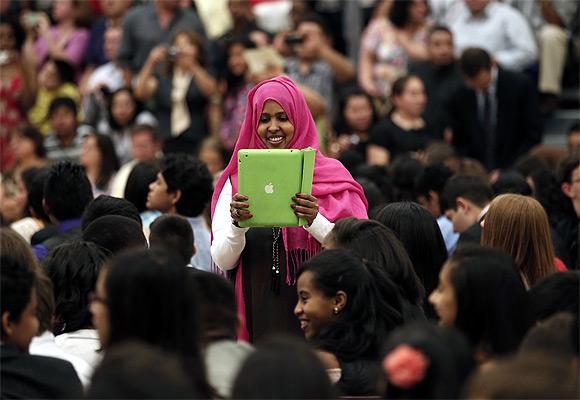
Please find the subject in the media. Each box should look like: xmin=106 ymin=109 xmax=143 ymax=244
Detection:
xmin=257 ymin=100 xmax=295 ymax=149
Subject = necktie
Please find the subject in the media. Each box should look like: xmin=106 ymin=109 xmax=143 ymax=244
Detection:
xmin=481 ymin=91 xmax=495 ymax=170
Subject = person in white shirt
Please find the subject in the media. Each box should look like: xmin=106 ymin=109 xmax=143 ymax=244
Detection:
xmin=444 ymin=0 xmax=537 ymax=71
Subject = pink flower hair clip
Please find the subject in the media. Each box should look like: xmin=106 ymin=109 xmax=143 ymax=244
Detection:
xmin=383 ymin=344 xmax=430 ymax=389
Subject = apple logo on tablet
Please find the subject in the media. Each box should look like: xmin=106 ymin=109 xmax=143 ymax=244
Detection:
xmin=265 ymin=182 xmax=274 ymax=194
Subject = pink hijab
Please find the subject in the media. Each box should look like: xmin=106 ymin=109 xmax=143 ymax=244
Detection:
xmin=211 ymin=76 xmax=368 ymax=338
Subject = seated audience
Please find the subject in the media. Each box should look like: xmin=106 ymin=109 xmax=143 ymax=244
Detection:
xmin=82 ymin=215 xmax=147 ymax=255
xmin=557 ymin=155 xmax=579 ymax=270
xmin=409 ymin=25 xmax=463 ymax=139
xmin=135 ymin=30 xmax=216 ymax=155
xmin=358 ymin=0 xmax=430 ymax=97
xmin=232 ymin=336 xmax=335 ymax=399
xmin=10 ymin=126 xmax=47 ymax=176
xmin=367 ymin=75 xmax=436 ymax=166
xmin=149 ymin=214 xmax=195 ymax=267
xmin=29 ymin=266 xmax=92 ymax=388
xmin=381 ymin=323 xmax=474 ymax=399
xmin=81 ymin=194 xmax=142 ymax=232
xmin=295 ymin=249 xmax=403 ymax=395
xmin=192 ymin=271 xmax=254 ymax=398
xmin=374 ymin=202 xmax=448 ymax=319
xmin=89 ymin=249 xmax=214 ymax=398
xmin=481 ymin=194 xmax=561 ymax=287
xmin=124 ymin=160 xmax=160 ymax=216
xmin=519 ymin=312 xmax=577 ymax=364
xmin=96 ymin=87 xmax=157 ymax=165
xmin=465 ymin=353 xmax=579 ymax=399
xmin=323 ymin=217 xmax=425 ymax=321
xmin=80 ymin=132 xmax=120 ymax=197
xmin=443 ymin=0 xmax=537 ymax=71
xmin=414 ymin=163 xmax=458 ymax=254
xmin=429 ymin=245 xmax=531 ymax=364
xmin=1 ymin=253 xmax=83 ymax=398
xmin=9 ymin=168 xmax=49 ymax=242
xmin=110 ymin=124 xmax=163 ymax=198
xmin=25 ymin=0 xmax=89 ymax=77
xmin=507 ymin=0 xmax=578 ymax=114
xmin=285 ymin=16 xmax=356 ymax=115
xmin=441 ymin=174 xmax=492 ymax=247
xmin=446 ymin=48 xmax=541 ymax=170
xmin=331 ymin=88 xmax=378 ymax=160
xmin=32 ymin=161 xmax=93 ymax=261
xmin=42 ymin=241 xmax=108 ymax=368
xmin=44 ymin=97 xmax=84 ymax=164
xmin=146 ymin=154 xmax=213 ymax=271
xmin=87 ymin=341 xmax=198 ymax=398
xmin=528 ymin=272 xmax=580 ymax=323
xmin=27 ymin=59 xmax=80 ymax=135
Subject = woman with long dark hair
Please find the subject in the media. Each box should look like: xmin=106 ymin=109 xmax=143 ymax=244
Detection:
xmin=323 ymin=217 xmax=425 ymax=321
xmin=374 ymin=202 xmax=447 ymax=318
xmin=429 ymin=245 xmax=532 ymax=364
xmin=90 ymin=249 xmax=214 ymax=398
xmin=80 ymin=132 xmax=120 ymax=196
xmin=295 ymin=249 xmax=403 ymax=395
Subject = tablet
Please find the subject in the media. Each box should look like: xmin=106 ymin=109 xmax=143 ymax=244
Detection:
xmin=237 ymin=148 xmax=315 ymax=227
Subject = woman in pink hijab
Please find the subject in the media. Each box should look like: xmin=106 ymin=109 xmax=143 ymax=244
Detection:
xmin=211 ymin=76 xmax=368 ymax=342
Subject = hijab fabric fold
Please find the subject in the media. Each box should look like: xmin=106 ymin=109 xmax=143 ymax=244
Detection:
xmin=211 ymin=76 xmax=368 ymax=340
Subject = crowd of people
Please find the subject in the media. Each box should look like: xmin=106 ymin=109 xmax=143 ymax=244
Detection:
xmin=1 ymin=0 xmax=579 ymax=398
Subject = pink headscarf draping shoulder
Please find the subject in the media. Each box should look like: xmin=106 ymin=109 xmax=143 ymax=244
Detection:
xmin=211 ymin=75 xmax=368 ymax=226
xmin=210 ymin=76 xmax=367 ymax=342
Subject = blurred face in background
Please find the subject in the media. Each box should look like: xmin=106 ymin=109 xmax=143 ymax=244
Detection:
xmin=227 ymin=43 xmax=247 ymax=77
xmin=429 ymin=262 xmax=457 ymax=326
xmin=393 ymin=77 xmax=427 ymax=118
xmin=0 ymin=23 xmax=16 ymax=51
xmin=131 ymin=130 xmax=160 ymax=162
xmin=12 ymin=132 xmax=36 ymax=161
xmin=103 ymin=26 xmax=122 ymax=61
xmin=295 ymin=22 xmax=325 ymax=61
xmin=39 ymin=61 xmax=61 ymax=90
xmin=80 ymin=135 xmax=102 ymax=170
xmin=344 ymin=95 xmax=374 ymax=133
xmin=111 ymin=90 xmax=136 ymax=127
xmin=428 ymin=30 xmax=454 ymax=67
xmin=465 ymin=0 xmax=490 ymax=16
xmin=50 ymin=106 xmax=77 ymax=138
xmin=100 ymin=0 xmax=132 ymax=19
xmin=408 ymin=0 xmax=428 ymax=25
xmin=52 ymin=0 xmax=75 ymax=23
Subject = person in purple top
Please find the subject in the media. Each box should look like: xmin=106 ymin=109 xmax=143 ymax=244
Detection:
xmin=32 ymin=162 xmax=93 ymax=261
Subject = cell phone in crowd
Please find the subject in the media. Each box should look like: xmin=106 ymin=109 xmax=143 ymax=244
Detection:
xmin=284 ymin=34 xmax=304 ymax=46
xmin=25 ymin=12 xmax=40 ymax=28
xmin=167 ymin=46 xmax=180 ymax=60
xmin=0 ymin=50 xmax=11 ymax=65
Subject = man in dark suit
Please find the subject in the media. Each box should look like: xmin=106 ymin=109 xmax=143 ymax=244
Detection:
xmin=446 ymin=48 xmax=542 ymax=171
xmin=409 ymin=26 xmax=464 ymax=139
xmin=1 ymin=255 xmax=83 ymax=398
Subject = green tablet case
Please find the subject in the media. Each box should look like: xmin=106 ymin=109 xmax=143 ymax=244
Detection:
xmin=237 ymin=148 xmax=316 ymax=227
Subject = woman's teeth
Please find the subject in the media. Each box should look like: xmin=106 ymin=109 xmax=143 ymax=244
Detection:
xmin=268 ymin=136 xmax=284 ymax=143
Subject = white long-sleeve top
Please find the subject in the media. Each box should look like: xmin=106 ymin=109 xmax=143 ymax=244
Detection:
xmin=211 ymin=178 xmax=335 ymax=271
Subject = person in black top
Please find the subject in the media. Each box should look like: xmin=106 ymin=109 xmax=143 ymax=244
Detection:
xmin=1 ymin=253 xmax=82 ymax=399
xmin=409 ymin=26 xmax=464 ymax=139
xmin=367 ymin=75 xmax=437 ymax=166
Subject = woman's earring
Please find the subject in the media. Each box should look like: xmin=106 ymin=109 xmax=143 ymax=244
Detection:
xmin=333 ymin=307 xmax=339 ymax=315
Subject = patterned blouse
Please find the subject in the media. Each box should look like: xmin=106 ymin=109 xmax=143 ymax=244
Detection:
xmin=360 ymin=18 xmax=428 ymax=96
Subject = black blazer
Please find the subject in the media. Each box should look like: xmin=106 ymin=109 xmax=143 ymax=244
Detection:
xmin=1 ymin=344 xmax=83 ymax=399
xmin=446 ymin=68 xmax=542 ymax=169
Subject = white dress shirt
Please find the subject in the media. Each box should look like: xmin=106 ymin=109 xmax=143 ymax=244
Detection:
xmin=30 ymin=331 xmax=93 ymax=388
xmin=211 ymin=178 xmax=335 ymax=270
xmin=445 ymin=0 xmax=537 ymax=71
